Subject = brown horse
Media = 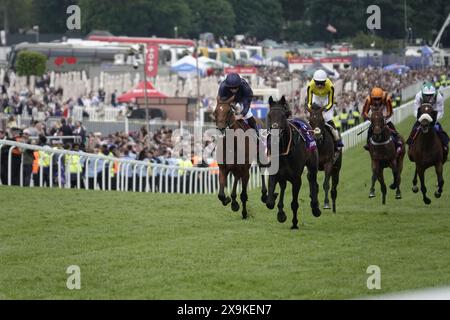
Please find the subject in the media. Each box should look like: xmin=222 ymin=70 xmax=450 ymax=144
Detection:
xmin=408 ymin=103 xmax=445 ymax=205
xmin=308 ymin=104 xmax=342 ymax=213
xmin=368 ymin=109 xmax=405 ymax=204
xmin=214 ymin=96 xmax=257 ymax=219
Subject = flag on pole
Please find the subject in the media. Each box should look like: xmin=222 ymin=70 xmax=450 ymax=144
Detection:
xmin=326 ymin=24 xmax=337 ymax=33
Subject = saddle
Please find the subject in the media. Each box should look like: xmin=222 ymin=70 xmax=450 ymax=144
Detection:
xmin=289 ymin=119 xmax=317 ymax=152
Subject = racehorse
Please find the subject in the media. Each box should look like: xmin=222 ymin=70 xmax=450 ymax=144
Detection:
xmin=214 ymin=96 xmax=264 ymax=219
xmin=264 ymin=96 xmax=321 ymax=229
xmin=408 ymin=103 xmax=445 ymax=205
xmin=308 ymin=103 xmax=342 ymax=213
xmin=367 ymin=109 xmax=405 ymax=204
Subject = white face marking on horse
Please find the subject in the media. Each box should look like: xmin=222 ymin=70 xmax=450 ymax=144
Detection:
xmin=219 ymin=106 xmax=223 ymax=111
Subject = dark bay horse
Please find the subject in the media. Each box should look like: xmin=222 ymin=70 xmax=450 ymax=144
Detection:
xmin=214 ymin=96 xmax=262 ymax=219
xmin=368 ymin=109 xmax=405 ymax=204
xmin=408 ymin=103 xmax=445 ymax=205
xmin=308 ymin=104 xmax=342 ymax=213
xmin=264 ymin=96 xmax=321 ymax=229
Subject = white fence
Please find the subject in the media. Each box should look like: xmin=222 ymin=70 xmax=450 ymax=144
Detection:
xmin=0 ymin=139 xmax=261 ymax=194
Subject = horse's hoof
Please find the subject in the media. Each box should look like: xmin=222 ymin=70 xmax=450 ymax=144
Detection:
xmin=389 ymin=183 xmax=396 ymax=190
xmin=266 ymin=201 xmax=275 ymax=210
xmin=261 ymin=194 xmax=267 ymax=203
xmin=369 ymin=191 xmax=376 ymax=198
xmin=323 ymin=203 xmax=331 ymax=210
xmin=412 ymin=186 xmax=419 ymax=193
xmin=312 ymin=207 xmax=322 ymax=217
xmin=277 ymin=211 xmax=287 ymax=223
xmin=231 ymin=202 xmax=240 ymax=212
xmin=424 ymin=197 xmax=431 ymax=205
xmin=395 ymin=193 xmax=402 ymax=200
xmin=291 ymin=225 xmax=299 ymax=230
xmin=434 ymin=191 xmax=441 ymax=199
xmin=222 ymin=197 xmax=231 ymax=206
xmin=242 ymin=211 xmax=248 ymax=219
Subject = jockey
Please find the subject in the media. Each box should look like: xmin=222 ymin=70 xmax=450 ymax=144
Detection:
xmin=362 ymin=87 xmax=402 ymax=152
xmin=407 ymin=82 xmax=449 ymax=155
xmin=307 ymin=69 xmax=343 ymax=150
xmin=218 ymin=72 xmax=259 ymax=137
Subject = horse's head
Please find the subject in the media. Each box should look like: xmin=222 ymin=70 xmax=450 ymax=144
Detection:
xmin=214 ymin=95 xmax=235 ymax=132
xmin=418 ymin=103 xmax=435 ymax=133
xmin=307 ymin=103 xmax=326 ymax=140
xmin=370 ymin=109 xmax=386 ymax=136
xmin=267 ymin=95 xmax=290 ymax=132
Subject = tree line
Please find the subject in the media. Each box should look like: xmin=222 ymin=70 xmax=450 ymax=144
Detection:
xmin=1 ymin=0 xmax=449 ymax=46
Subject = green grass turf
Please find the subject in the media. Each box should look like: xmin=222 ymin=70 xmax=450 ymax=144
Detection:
xmin=1 ymin=100 xmax=449 ymax=300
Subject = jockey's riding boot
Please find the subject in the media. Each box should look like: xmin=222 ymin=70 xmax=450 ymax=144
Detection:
xmin=388 ymin=125 xmax=402 ymax=153
xmin=247 ymin=116 xmax=259 ymax=139
xmin=326 ymin=120 xmax=344 ymax=150
xmin=407 ymin=122 xmax=420 ymax=145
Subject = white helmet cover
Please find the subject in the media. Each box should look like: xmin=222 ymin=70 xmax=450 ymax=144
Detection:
xmin=313 ymin=69 xmax=327 ymax=82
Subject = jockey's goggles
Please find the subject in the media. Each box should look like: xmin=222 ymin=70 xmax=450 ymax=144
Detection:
xmin=314 ymin=80 xmax=326 ymax=86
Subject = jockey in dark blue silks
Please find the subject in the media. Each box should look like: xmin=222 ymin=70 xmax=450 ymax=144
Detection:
xmin=218 ymin=73 xmax=259 ymax=136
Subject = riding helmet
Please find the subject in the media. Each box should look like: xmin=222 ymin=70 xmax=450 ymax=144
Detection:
xmin=224 ymin=73 xmax=242 ymax=87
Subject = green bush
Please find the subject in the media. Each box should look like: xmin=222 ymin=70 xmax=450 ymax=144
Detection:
xmin=16 ymin=51 xmax=47 ymax=77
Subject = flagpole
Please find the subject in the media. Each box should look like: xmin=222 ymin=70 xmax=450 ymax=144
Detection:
xmin=141 ymin=44 xmax=150 ymax=146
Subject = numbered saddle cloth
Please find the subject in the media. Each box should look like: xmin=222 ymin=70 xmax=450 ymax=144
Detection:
xmin=289 ymin=118 xmax=317 ymax=152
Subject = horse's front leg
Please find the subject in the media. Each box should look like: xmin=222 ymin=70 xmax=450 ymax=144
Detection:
xmin=230 ymin=174 xmax=240 ymax=212
xmin=218 ymin=168 xmax=231 ymax=206
xmin=369 ymin=160 xmax=377 ymax=198
xmin=389 ymin=159 xmax=398 ymax=190
xmin=412 ymin=169 xmax=419 ymax=193
xmin=277 ymin=179 xmax=287 ymax=223
xmin=377 ymin=165 xmax=387 ymax=205
xmin=434 ymin=162 xmax=444 ymax=199
xmin=323 ymin=162 xmax=332 ymax=210
xmin=240 ymin=169 xmax=250 ymax=219
xmin=418 ymin=167 xmax=431 ymax=205
xmin=291 ymin=178 xmax=301 ymax=229
xmin=260 ymin=168 xmax=268 ymax=204
xmin=266 ymin=175 xmax=278 ymax=210
xmin=307 ymin=165 xmax=321 ymax=218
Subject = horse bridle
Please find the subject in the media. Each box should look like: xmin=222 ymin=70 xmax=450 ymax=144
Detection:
xmin=216 ymin=103 xmax=245 ymax=134
xmin=267 ymin=105 xmax=289 ymax=134
xmin=371 ymin=114 xmax=391 ymax=145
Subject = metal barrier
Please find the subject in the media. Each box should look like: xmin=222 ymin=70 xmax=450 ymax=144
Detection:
xmin=0 ymin=139 xmax=261 ymax=194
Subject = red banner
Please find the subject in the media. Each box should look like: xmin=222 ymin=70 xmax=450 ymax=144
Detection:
xmin=288 ymin=57 xmax=315 ymax=64
xmin=320 ymin=57 xmax=352 ymax=63
xmin=145 ymin=45 xmax=159 ymax=77
xmin=289 ymin=57 xmax=352 ymax=65
xmin=224 ymin=67 xmax=257 ymax=74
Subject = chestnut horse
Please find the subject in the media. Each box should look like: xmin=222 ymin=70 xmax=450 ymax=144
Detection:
xmin=214 ymin=96 xmax=265 ymax=219
xmin=368 ymin=109 xmax=405 ymax=204
xmin=408 ymin=103 xmax=445 ymax=205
